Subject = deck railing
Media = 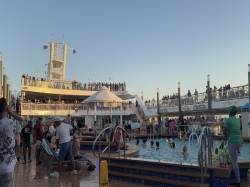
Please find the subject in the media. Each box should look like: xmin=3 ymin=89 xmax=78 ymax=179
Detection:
xmin=21 ymin=78 xmax=127 ymax=92
xmin=145 ymin=85 xmax=249 ymax=109
xmin=21 ymin=103 xmax=135 ymax=111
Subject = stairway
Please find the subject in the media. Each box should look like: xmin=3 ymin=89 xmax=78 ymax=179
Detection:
xmin=132 ymin=94 xmax=158 ymax=116
xmin=108 ymin=158 xmax=210 ymax=187
xmin=134 ymin=107 xmax=143 ymax=123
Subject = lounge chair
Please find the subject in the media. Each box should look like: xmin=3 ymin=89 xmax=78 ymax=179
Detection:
xmin=34 ymin=139 xmax=95 ymax=179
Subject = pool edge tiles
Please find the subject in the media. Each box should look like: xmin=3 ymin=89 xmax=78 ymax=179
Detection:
xmin=110 ymin=157 xmax=202 ymax=172
xmin=116 ymin=156 xmax=200 ymax=167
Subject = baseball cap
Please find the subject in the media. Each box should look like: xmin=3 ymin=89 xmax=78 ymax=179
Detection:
xmin=54 ymin=118 xmax=62 ymax=122
xmin=48 ymin=116 xmax=55 ymax=120
xmin=229 ymin=105 xmax=237 ymax=113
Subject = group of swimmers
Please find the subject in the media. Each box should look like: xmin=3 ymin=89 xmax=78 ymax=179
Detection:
xmin=135 ymin=138 xmax=188 ymax=155
xmin=136 ymin=139 xmax=160 ymax=149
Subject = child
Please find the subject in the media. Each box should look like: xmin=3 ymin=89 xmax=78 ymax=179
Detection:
xmin=150 ymin=141 xmax=154 ymax=148
xmin=142 ymin=139 xmax=147 ymax=146
xmin=136 ymin=139 xmax=139 ymax=146
xmin=178 ymin=129 xmax=182 ymax=140
xmin=156 ymin=141 xmax=160 ymax=149
xmin=182 ymin=146 xmax=188 ymax=155
xmin=183 ymin=132 xmax=188 ymax=141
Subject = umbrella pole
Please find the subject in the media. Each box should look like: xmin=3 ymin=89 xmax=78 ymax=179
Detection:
xmin=120 ymin=103 xmax=122 ymax=126
xmin=86 ymin=104 xmax=89 ymax=132
xmin=101 ymin=102 xmax=103 ymax=130
xmin=110 ymin=103 xmax=112 ymax=125
xmin=94 ymin=102 xmax=96 ymax=123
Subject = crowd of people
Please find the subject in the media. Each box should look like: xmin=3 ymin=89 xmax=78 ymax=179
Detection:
xmin=13 ymin=96 xmax=136 ymax=113
xmin=144 ymin=84 xmax=248 ymax=109
xmin=0 ymin=98 xmax=97 ymax=186
xmin=22 ymin=74 xmax=127 ymax=92
xmin=0 ymin=92 xmax=244 ymax=186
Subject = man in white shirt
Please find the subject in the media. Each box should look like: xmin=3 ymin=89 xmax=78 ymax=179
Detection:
xmin=0 ymin=98 xmax=27 ymax=187
xmin=50 ymin=118 xmax=77 ymax=178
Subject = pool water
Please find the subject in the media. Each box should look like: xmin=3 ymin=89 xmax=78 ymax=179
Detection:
xmin=131 ymin=138 xmax=250 ymax=164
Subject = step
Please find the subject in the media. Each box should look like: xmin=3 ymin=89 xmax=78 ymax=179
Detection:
xmin=109 ymin=170 xmax=210 ymax=187
xmin=108 ymin=163 xmax=210 ymax=179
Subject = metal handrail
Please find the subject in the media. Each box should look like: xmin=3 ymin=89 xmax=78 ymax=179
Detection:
xmin=92 ymin=126 xmax=113 ymax=158
xmin=134 ymin=109 xmax=143 ymax=123
xmin=92 ymin=125 xmax=130 ymax=158
xmin=111 ymin=126 xmax=130 ymax=144
xmin=198 ymin=125 xmax=214 ymax=186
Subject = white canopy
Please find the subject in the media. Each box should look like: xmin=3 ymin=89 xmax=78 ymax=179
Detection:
xmin=83 ymin=86 xmax=123 ymax=103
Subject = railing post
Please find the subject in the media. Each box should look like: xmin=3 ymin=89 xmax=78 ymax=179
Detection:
xmin=204 ymin=128 xmax=207 ymax=175
xmin=98 ymin=137 xmax=101 ymax=180
xmin=108 ymin=131 xmax=110 ymax=163
xmin=124 ymin=133 xmax=126 ymax=158
xmin=200 ymin=137 xmax=204 ymax=185
xmin=118 ymin=130 xmax=120 ymax=158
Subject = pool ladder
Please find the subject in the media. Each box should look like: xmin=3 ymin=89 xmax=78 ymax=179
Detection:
xmin=92 ymin=126 xmax=130 ymax=181
xmin=198 ymin=126 xmax=213 ymax=186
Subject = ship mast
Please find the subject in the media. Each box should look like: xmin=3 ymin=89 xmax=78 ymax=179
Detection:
xmin=46 ymin=42 xmax=68 ymax=82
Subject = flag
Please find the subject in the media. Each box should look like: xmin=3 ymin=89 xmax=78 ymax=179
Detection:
xmin=43 ymin=45 xmax=48 ymax=50
xmin=73 ymin=50 xmax=76 ymax=54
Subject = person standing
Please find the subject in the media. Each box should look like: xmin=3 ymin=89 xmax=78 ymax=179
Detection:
xmin=223 ymin=106 xmax=243 ymax=187
xmin=194 ymin=89 xmax=198 ymax=103
xmin=14 ymin=118 xmax=22 ymax=162
xmin=128 ymin=119 xmax=132 ymax=133
xmin=93 ymin=121 xmax=97 ymax=137
xmin=65 ymin=114 xmax=71 ymax=124
xmin=22 ymin=120 xmax=32 ymax=164
xmin=33 ymin=117 xmax=44 ymax=165
xmin=238 ymin=115 xmax=242 ymax=133
xmin=48 ymin=120 xmax=55 ymax=137
xmin=50 ymin=118 xmax=77 ymax=177
xmin=0 ymin=98 xmax=26 ymax=187
xmin=104 ymin=120 xmax=110 ymax=142
xmin=146 ymin=119 xmax=150 ymax=134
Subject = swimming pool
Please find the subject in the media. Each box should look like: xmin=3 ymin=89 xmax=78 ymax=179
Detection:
xmin=131 ymin=138 xmax=250 ymax=164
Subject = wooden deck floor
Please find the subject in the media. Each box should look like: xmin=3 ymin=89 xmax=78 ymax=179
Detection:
xmin=14 ymin=145 xmax=151 ymax=187
xmin=14 ymin=145 xmax=250 ymax=187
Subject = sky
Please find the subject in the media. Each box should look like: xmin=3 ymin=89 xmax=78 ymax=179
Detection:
xmin=1 ymin=1 xmax=250 ymax=100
